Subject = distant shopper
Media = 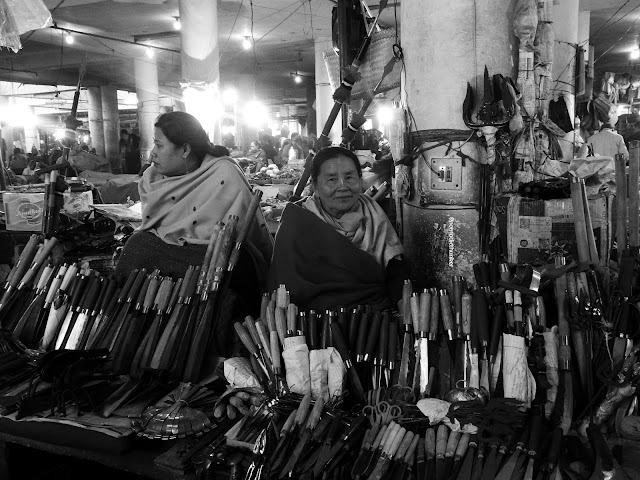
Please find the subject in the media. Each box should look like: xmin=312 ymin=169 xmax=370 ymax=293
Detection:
xmin=581 ymin=122 xmax=628 ymax=158
xmin=9 ymin=148 xmax=27 ymax=175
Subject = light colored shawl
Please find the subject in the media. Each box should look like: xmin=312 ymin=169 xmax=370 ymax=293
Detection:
xmin=301 ymin=193 xmax=403 ymax=267
xmin=138 ymin=154 xmax=273 ymax=262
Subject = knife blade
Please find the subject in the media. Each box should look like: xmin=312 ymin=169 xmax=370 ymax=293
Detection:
xmin=494 ymin=421 xmax=530 ymax=480
xmin=416 ymin=436 xmax=426 ymax=480
xmin=419 ymin=289 xmax=431 ymax=397
xmin=479 ymin=442 xmax=499 ymax=480
xmin=387 ymin=430 xmax=415 ymax=480
xmin=367 ymin=424 xmax=406 ymax=480
xmin=279 ymin=396 xmax=324 ymax=478
xmin=457 ymin=435 xmax=477 ymax=480
xmin=314 ymin=415 xmax=367 ymax=476
xmin=443 ymin=429 xmax=461 ymax=479
xmin=311 ymin=414 xmax=343 ymax=474
xmin=391 ymin=431 xmax=420 ymax=480
xmin=426 ymin=427 xmax=436 ymax=480
xmin=269 ymin=394 xmax=311 ymax=473
xmin=398 ymin=281 xmax=414 ymax=387
xmin=352 ymin=423 xmax=387 ymax=479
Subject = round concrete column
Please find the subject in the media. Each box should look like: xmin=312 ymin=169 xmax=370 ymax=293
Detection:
xmin=134 ymin=56 xmax=160 ymax=164
xmin=236 ymin=74 xmax=257 ymax=152
xmin=552 ymin=0 xmax=579 ymax=118
xmin=24 ymin=106 xmax=40 ymax=153
xmin=315 ymin=38 xmax=342 ymax=144
xmin=87 ymin=87 xmax=105 ymax=158
xmin=178 ymin=0 xmax=221 ymax=142
xmin=400 ymin=0 xmax=516 ymax=289
xmin=101 ymin=86 xmax=120 ymax=173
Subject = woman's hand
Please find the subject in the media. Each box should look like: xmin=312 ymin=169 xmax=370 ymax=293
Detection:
xmin=213 ymin=390 xmax=263 ymax=419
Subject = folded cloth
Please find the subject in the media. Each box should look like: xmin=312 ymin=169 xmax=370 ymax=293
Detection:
xmin=310 ymin=349 xmax=330 ymax=402
xmin=224 ymin=357 xmax=261 ymax=388
xmin=502 ymin=334 xmax=536 ymax=408
xmin=326 ymin=347 xmax=346 ymax=401
xmin=283 ymin=336 xmax=311 ymax=395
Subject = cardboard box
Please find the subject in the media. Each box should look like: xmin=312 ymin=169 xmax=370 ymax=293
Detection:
xmin=497 ymin=194 xmax=611 ymax=265
xmin=2 ymin=192 xmax=45 ymax=232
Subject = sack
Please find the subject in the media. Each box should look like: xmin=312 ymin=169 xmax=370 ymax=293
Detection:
xmin=0 ymin=0 xmax=52 ymax=52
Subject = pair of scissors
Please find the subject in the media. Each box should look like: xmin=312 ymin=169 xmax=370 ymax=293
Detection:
xmin=362 ymin=401 xmax=402 ymax=427
xmin=387 ymin=384 xmax=416 ymax=404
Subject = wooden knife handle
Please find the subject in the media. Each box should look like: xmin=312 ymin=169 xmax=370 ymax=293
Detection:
xmin=154 ymin=277 xmax=174 ymax=313
xmin=410 ymin=294 xmax=420 ymax=334
xmin=266 ymin=302 xmax=277 ymax=333
xmin=337 ymin=307 xmax=349 ymax=338
xmin=387 ymin=320 xmax=398 ymax=368
xmin=5 ymin=234 xmax=39 ymax=289
xmin=395 ymin=430 xmax=414 ymax=460
xmin=455 ymin=433 xmax=470 ymax=459
xmin=228 ymin=190 xmax=263 ymax=270
xmin=295 ymin=392 xmax=312 ymax=427
xmin=388 ymin=427 xmax=407 ymax=458
xmin=275 ymin=307 xmax=287 ymax=345
xmin=260 ymin=292 xmax=270 ymax=321
xmin=378 ymin=311 xmax=389 ymax=364
xmin=307 ymin=397 xmax=324 ymax=430
xmin=117 ymin=268 xmax=138 ymax=303
xmin=277 ymin=284 xmax=288 ymax=309
xmin=425 ymin=427 xmax=436 ymax=460
xmin=380 ymin=422 xmax=398 ymax=453
xmin=417 ymin=437 xmax=426 ymax=463
xmin=19 ymin=237 xmax=59 ymax=289
xmin=270 ymin=331 xmax=281 ymax=372
xmin=134 ymin=275 xmax=151 ymax=310
xmin=462 ymin=292 xmax=472 ymax=339
xmin=331 ymin=322 xmax=352 ymax=363
xmin=287 ymin=304 xmax=298 ymax=334
xmin=364 ymin=311 xmax=382 ymax=362
xmin=402 ymin=280 xmax=412 ymax=327
xmin=308 ymin=309 xmax=319 ymax=350
xmin=405 ymin=433 xmax=420 ymax=463
xmin=436 ymin=424 xmax=449 ymax=458
xmin=244 ymin=315 xmax=261 ymax=347
xmin=348 ymin=309 xmax=360 ymax=351
xmin=419 ymin=290 xmax=431 ymax=335
xmin=142 ymin=274 xmax=161 ymax=312
xmin=429 ymin=291 xmax=440 ymax=339
xmin=166 ymin=278 xmax=182 ymax=313
xmin=489 ymin=304 xmax=505 ymax=361
xmin=282 ymin=409 xmax=297 ymax=435
xmin=439 ymin=290 xmax=455 ymax=339
xmin=445 ymin=430 xmax=461 ymax=457
xmin=234 ymin=322 xmax=257 ymax=356
xmin=255 ymin=320 xmax=271 ymax=360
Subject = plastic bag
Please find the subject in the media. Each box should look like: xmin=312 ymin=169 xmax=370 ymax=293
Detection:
xmin=0 ymin=0 xmax=52 ymax=52
xmin=282 ymin=336 xmax=311 ymax=395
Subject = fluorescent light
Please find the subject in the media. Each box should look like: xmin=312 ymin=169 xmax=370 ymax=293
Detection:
xmin=631 ymin=48 xmax=640 ymax=60
xmin=242 ymin=36 xmax=252 ymax=50
xmin=173 ymin=17 xmax=181 ymax=30
xmin=65 ymin=33 xmax=74 ymax=45
xmin=145 ymin=47 xmax=155 ymax=58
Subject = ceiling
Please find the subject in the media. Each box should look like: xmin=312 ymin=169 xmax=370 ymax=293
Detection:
xmin=0 ymin=0 xmax=636 ymax=127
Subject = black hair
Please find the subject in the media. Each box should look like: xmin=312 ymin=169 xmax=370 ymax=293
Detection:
xmin=154 ymin=111 xmax=212 ymax=161
xmin=310 ymin=146 xmax=362 ymax=183
xmin=252 ymin=140 xmax=262 ymax=148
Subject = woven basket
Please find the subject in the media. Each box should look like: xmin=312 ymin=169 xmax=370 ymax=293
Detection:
xmin=323 ymin=28 xmax=401 ymax=100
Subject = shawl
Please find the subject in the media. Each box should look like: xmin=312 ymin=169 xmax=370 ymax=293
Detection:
xmin=269 ymin=203 xmax=390 ymax=311
xmin=138 ymin=154 xmax=273 ymax=265
xmin=301 ymin=193 xmax=403 ymax=267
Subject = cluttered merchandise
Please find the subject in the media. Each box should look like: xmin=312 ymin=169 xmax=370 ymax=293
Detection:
xmin=2 ymin=0 xmax=640 ymax=479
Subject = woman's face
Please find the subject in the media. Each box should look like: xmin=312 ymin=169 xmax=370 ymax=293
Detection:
xmin=150 ymin=127 xmax=187 ymax=176
xmin=314 ymin=155 xmax=362 ymax=218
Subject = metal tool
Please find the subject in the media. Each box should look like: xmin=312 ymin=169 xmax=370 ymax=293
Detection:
xmin=362 ymin=401 xmax=402 ymax=427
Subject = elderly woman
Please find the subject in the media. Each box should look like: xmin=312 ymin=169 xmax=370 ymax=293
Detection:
xmin=269 ymin=146 xmax=408 ymax=310
xmin=116 ymin=112 xmax=273 ymax=307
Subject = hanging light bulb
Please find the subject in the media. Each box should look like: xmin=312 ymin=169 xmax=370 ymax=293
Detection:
xmin=65 ymin=32 xmax=74 ymax=45
xmin=294 ymin=74 xmax=302 ymax=84
xmin=242 ymin=36 xmax=252 ymax=50
xmin=173 ymin=17 xmax=181 ymax=30
xmin=631 ymin=47 xmax=640 ymax=60
xmin=145 ymin=46 xmax=155 ymax=58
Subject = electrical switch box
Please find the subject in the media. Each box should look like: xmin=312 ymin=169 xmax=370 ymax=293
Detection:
xmin=430 ymin=157 xmax=463 ymax=191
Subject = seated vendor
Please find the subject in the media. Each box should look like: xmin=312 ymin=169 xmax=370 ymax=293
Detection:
xmin=115 ymin=111 xmax=273 ymax=312
xmin=269 ymin=146 xmax=409 ymax=311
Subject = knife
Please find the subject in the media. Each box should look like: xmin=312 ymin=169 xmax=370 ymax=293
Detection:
xmin=266 ymin=408 xmax=297 ymax=473
xmin=311 ymin=414 xmax=343 ymax=474
xmin=375 ymin=311 xmax=389 ymax=388
xmin=435 ymin=424 xmax=449 ymax=480
xmin=352 ymin=423 xmax=387 ymax=479
xmin=331 ymin=321 xmax=366 ymax=401
xmin=479 ymin=441 xmax=499 ymax=480
xmin=440 ymin=289 xmax=455 ymax=341
xmin=367 ymin=424 xmax=406 ymax=480
xmin=448 ymin=433 xmax=470 ymax=480
xmin=387 ymin=430 xmax=414 ymax=479
xmin=443 ymin=429 xmax=461 ymax=479
xmin=426 ymin=427 xmax=436 ymax=480
xmin=494 ymin=420 xmax=530 ymax=480
xmin=348 ymin=308 xmax=361 ymax=352
xmin=308 ymin=309 xmax=319 ymax=350
xmin=364 ymin=311 xmax=382 ymax=362
xmin=297 ymin=414 xmax=332 ymax=473
xmin=505 ymin=290 xmax=514 ymax=332
xmin=470 ymin=440 xmax=486 ymax=480
xmin=269 ymin=393 xmax=311 ymax=474
xmin=418 ymin=289 xmax=431 ymax=397
xmin=522 ymin=413 xmax=543 ymax=480
xmin=398 ymin=286 xmax=414 ymax=388
xmin=457 ymin=435 xmax=477 ymax=480
xmin=387 ymin=320 xmax=398 ymax=386
xmin=390 ymin=432 xmax=420 ymax=480
xmin=416 ymin=436 xmax=426 ymax=480
xmin=314 ymin=415 xmax=367 ymax=476
xmin=279 ymin=396 xmax=324 ymax=478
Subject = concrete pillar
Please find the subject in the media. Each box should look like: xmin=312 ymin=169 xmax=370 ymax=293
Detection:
xmin=101 ymin=86 xmax=120 ymax=173
xmin=552 ymin=0 xmax=579 ymax=118
xmin=578 ymin=11 xmax=590 ymax=62
xmin=134 ymin=56 xmax=160 ymax=164
xmin=178 ymin=0 xmax=221 ymax=143
xmin=400 ymin=0 xmax=516 ymax=288
xmin=24 ymin=106 xmax=40 ymax=153
xmin=315 ymin=38 xmax=342 ymax=145
xmin=306 ymin=85 xmax=316 ymax=138
xmin=236 ymin=74 xmax=257 ymax=152
xmin=87 ymin=87 xmax=105 ymax=158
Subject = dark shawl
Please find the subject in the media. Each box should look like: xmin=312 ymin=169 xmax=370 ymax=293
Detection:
xmin=268 ymin=203 xmax=390 ymax=311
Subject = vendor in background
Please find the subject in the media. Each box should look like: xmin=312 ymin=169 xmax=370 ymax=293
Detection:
xmin=8 ymin=148 xmax=27 ymax=175
xmin=222 ymin=133 xmax=244 ymax=159
xmin=281 ymin=132 xmax=303 ymax=163
xmin=115 ymin=111 xmax=273 ymax=314
xmin=246 ymin=140 xmax=266 ymax=171
xmin=269 ymin=146 xmax=409 ymax=311
xmin=578 ymin=116 xmax=628 ymax=159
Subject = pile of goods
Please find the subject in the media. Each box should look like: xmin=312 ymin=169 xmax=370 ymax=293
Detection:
xmin=249 ymin=165 xmax=302 ymax=185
